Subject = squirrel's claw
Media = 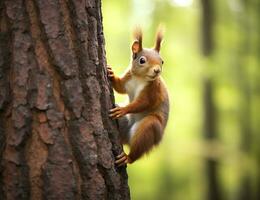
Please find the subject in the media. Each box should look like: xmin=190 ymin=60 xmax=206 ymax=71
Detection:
xmin=107 ymin=65 xmax=115 ymax=78
xmin=109 ymin=107 xmax=127 ymax=119
xmin=115 ymin=152 xmax=129 ymax=167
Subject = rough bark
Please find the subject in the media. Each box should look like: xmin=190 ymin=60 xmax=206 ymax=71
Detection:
xmin=201 ymin=0 xmax=221 ymax=200
xmin=0 ymin=0 xmax=130 ymax=199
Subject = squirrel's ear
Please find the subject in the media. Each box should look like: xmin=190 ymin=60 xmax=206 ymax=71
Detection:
xmin=132 ymin=40 xmax=141 ymax=54
xmin=154 ymin=26 xmax=164 ymax=52
xmin=132 ymin=26 xmax=143 ymax=55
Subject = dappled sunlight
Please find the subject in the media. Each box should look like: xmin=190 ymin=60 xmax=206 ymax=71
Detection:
xmin=103 ymin=0 xmax=260 ymax=199
xmin=170 ymin=0 xmax=193 ymax=7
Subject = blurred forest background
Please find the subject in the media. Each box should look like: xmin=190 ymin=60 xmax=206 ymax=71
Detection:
xmin=102 ymin=0 xmax=260 ymax=199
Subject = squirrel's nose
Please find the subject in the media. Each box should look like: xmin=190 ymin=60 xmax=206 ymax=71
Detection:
xmin=154 ymin=69 xmax=161 ymax=74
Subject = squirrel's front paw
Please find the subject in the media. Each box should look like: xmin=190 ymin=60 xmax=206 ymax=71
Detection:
xmin=115 ymin=151 xmax=130 ymax=167
xmin=109 ymin=106 xmax=128 ymax=119
xmin=107 ymin=65 xmax=115 ymax=79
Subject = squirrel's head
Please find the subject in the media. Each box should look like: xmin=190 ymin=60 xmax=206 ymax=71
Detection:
xmin=130 ymin=26 xmax=164 ymax=81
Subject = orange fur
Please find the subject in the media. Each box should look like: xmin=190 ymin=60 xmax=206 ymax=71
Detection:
xmin=111 ymin=71 xmax=131 ymax=94
xmin=108 ymin=26 xmax=169 ymax=165
xmin=126 ymin=78 xmax=168 ymax=162
xmin=124 ymin=78 xmax=166 ymax=113
xmin=128 ymin=114 xmax=163 ymax=163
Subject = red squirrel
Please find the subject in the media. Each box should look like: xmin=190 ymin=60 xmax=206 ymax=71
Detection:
xmin=107 ymin=27 xmax=169 ymax=166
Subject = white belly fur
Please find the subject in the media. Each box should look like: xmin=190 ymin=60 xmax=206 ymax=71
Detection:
xmin=125 ymin=76 xmax=148 ymax=140
xmin=125 ymin=76 xmax=148 ymax=101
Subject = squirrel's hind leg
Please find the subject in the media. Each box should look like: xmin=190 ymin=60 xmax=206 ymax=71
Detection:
xmin=115 ymin=115 xmax=132 ymax=167
xmin=117 ymin=115 xmax=132 ymax=144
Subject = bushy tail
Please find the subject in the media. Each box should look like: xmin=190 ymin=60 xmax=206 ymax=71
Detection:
xmin=128 ymin=115 xmax=163 ymax=163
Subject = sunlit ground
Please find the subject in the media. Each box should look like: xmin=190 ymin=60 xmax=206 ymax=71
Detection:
xmin=103 ymin=0 xmax=259 ymax=199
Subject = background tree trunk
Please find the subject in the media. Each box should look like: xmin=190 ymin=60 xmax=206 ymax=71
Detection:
xmin=255 ymin=1 xmax=260 ymax=199
xmin=235 ymin=1 xmax=253 ymax=199
xmin=200 ymin=0 xmax=221 ymax=200
xmin=0 ymin=0 xmax=130 ymax=199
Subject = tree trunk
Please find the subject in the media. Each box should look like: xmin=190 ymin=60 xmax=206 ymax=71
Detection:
xmin=255 ymin=1 xmax=260 ymax=199
xmin=235 ymin=1 xmax=253 ymax=199
xmin=200 ymin=0 xmax=221 ymax=200
xmin=0 ymin=0 xmax=130 ymax=199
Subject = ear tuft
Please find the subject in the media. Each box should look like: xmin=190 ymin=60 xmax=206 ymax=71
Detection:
xmin=132 ymin=26 xmax=143 ymax=53
xmin=154 ymin=25 xmax=164 ymax=52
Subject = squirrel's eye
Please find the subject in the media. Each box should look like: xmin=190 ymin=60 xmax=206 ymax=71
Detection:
xmin=139 ymin=56 xmax=146 ymax=65
xmin=162 ymin=60 xmax=164 ymax=65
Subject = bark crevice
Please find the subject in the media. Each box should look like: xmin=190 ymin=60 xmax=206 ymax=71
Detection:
xmin=0 ymin=0 xmax=130 ymax=199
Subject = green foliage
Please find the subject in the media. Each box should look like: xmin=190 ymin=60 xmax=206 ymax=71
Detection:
xmin=103 ymin=0 xmax=260 ymax=199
